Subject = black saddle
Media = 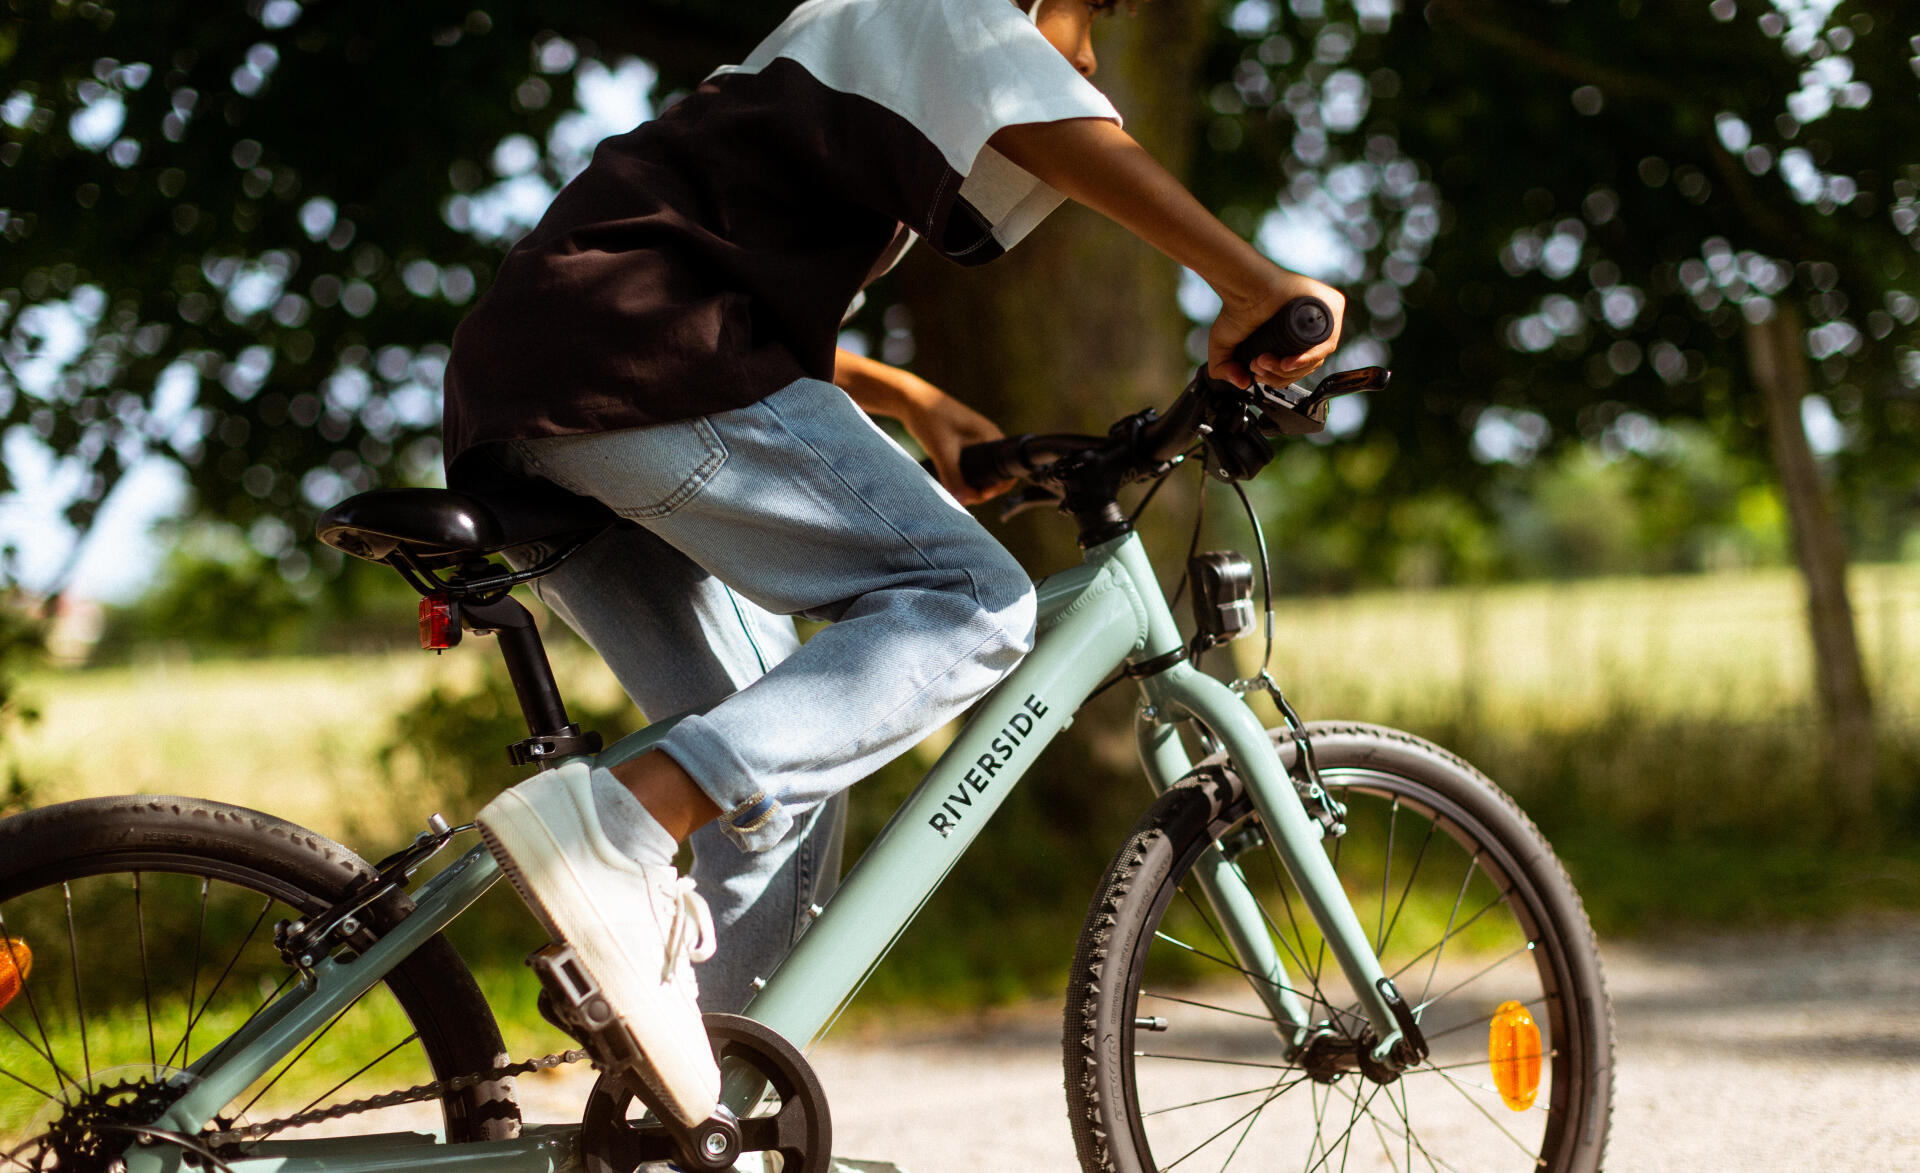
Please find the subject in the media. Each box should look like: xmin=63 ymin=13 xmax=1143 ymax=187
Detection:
xmin=316 ymin=472 xmax=618 ymax=567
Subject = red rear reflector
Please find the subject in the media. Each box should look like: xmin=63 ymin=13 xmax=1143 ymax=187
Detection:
xmin=420 ymin=596 xmax=460 ymax=649
xmin=0 ymin=937 xmax=31 ymax=1013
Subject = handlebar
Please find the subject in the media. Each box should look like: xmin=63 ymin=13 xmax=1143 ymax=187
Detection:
xmin=1230 ymin=297 xmax=1334 ymax=371
xmin=958 ymin=296 xmax=1338 ymax=493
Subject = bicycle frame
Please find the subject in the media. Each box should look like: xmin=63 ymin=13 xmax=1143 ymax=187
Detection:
xmin=134 ymin=529 xmax=1412 ymax=1173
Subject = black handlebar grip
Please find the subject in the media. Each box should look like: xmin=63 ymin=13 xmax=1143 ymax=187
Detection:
xmin=1230 ymin=296 xmax=1334 ymax=370
xmin=959 ymin=439 xmax=1021 ymax=491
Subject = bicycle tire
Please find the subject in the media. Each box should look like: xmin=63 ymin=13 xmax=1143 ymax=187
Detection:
xmin=1064 ymin=722 xmax=1612 ymax=1173
xmin=0 ymin=795 xmax=520 ymax=1161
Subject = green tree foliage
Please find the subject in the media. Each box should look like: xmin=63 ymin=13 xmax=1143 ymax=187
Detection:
xmin=88 ymin=520 xmax=419 ymax=658
xmin=1197 ymin=0 xmax=1919 ymax=560
xmin=0 ymin=597 xmax=41 ymax=815
xmin=0 ymin=0 xmax=795 ymax=589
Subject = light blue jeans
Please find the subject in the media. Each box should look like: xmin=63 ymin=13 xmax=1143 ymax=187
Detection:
xmin=500 ymin=379 xmax=1036 ymax=1013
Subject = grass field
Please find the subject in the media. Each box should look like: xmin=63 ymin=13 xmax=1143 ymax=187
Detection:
xmin=16 ymin=564 xmax=1918 ymax=815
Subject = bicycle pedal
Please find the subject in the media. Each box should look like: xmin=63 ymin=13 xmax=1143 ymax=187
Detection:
xmin=528 ymin=942 xmax=617 ymax=1033
xmin=528 ymin=943 xmax=656 ymax=1076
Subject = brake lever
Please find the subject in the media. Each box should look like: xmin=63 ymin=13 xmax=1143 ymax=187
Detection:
xmin=1289 ymin=365 xmax=1391 ymax=415
xmin=1253 ymin=366 xmax=1391 ymax=435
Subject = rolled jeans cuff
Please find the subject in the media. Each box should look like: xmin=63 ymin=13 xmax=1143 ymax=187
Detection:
xmin=658 ymin=713 xmax=795 ymax=852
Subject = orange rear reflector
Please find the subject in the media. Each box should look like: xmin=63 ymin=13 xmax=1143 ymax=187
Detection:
xmin=1488 ymin=999 xmax=1542 ymax=1111
xmin=0 ymin=937 xmax=32 ymax=1013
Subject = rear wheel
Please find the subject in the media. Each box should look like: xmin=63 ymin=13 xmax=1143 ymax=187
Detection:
xmin=1065 ymin=723 xmax=1612 ymax=1172
xmin=0 ymin=796 xmax=519 ymax=1169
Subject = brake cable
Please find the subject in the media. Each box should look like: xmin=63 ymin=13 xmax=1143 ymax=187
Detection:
xmin=1225 ymin=478 xmax=1340 ymax=835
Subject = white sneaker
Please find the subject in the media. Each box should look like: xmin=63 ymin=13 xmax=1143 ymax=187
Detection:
xmin=475 ymin=761 xmax=720 ymax=1125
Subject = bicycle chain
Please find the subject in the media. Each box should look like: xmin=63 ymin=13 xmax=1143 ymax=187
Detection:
xmin=200 ymin=1048 xmax=592 ymax=1146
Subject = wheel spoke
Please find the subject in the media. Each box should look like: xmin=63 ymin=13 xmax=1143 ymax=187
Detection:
xmin=192 ymin=968 xmax=299 ymax=1077
xmin=1415 ymin=994 xmax=1547 ymax=1047
xmin=1428 ymin=1062 xmax=1546 ymax=1155
xmin=1381 ymin=887 xmax=1511 ymax=993
xmin=1413 ymin=941 xmax=1536 ymax=1014
xmin=1216 ymin=1071 xmax=1272 ymax=1172
xmin=0 ymin=915 xmax=69 ymax=1089
xmin=1306 ymin=1076 xmax=1377 ymax=1173
xmin=164 ymin=894 xmax=275 ymax=1070
xmin=1413 ymin=1052 xmax=1549 ymax=1077
xmin=1344 ymin=1075 xmax=1461 ymax=1173
xmin=1150 ymin=930 xmax=1343 ymax=1020
xmin=280 ymin=1031 xmax=420 ymax=1132
xmin=1 ymin=1011 xmax=66 ymax=1085
xmin=1133 ymin=1051 xmax=1294 ymax=1073
xmin=0 ymin=1054 xmax=59 ymax=1101
xmin=1244 ymin=844 xmax=1361 ymax=1035
xmin=1139 ymin=989 xmax=1285 ymax=1022
xmin=1407 ymin=1061 xmax=1556 ymax=1116
xmin=1377 ymin=799 xmax=1398 ymax=949
xmin=1171 ymin=887 xmax=1346 ymax=1022
xmin=134 ymin=872 xmax=157 ymax=1068
xmin=63 ymin=884 xmax=91 ymax=1081
xmin=1376 ymin=819 xmax=1440 ymax=960
xmin=1157 ymin=1073 xmax=1312 ymax=1172
xmin=1142 ymin=1080 xmax=1293 ymax=1118
xmin=0 ymin=803 xmax=518 ymax=1154
xmin=181 ymin=877 xmax=210 ymax=1067
xmin=1420 ymin=850 xmax=1483 ymax=1010
xmin=236 ymin=996 xmax=357 ymax=1118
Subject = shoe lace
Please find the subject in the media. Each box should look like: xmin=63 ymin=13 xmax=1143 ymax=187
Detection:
xmin=662 ymin=876 xmax=717 ymax=982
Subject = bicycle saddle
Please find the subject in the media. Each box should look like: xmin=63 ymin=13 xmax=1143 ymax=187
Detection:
xmin=317 ymin=482 xmax=617 ymax=564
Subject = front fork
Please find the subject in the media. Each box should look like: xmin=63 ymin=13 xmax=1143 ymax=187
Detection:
xmin=1133 ymin=669 xmax=1425 ymax=1071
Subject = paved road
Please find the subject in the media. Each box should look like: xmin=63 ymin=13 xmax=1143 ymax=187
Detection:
xmin=505 ymin=919 xmax=1920 ymax=1171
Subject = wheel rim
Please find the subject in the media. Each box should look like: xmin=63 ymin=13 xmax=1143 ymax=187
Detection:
xmin=0 ymin=860 xmax=456 ymax=1169
xmin=1118 ymin=766 xmax=1591 ymax=1172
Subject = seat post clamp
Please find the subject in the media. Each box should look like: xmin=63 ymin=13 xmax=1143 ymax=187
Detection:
xmin=506 ymin=725 xmax=605 ymax=766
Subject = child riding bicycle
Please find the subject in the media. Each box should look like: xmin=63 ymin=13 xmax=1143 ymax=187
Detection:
xmin=441 ymin=0 xmax=1345 ymax=1128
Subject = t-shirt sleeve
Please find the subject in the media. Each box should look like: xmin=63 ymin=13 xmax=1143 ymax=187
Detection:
xmin=712 ymin=0 xmax=1122 ymax=265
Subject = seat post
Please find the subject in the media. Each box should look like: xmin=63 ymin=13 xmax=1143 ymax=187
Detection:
xmin=460 ymin=594 xmax=603 ymax=764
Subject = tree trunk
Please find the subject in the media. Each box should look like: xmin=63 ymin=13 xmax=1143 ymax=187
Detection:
xmin=892 ymin=2 xmax=1219 ymax=808
xmin=1744 ymin=303 xmax=1876 ymax=826
xmin=895 ymin=0 xmax=1216 ymax=549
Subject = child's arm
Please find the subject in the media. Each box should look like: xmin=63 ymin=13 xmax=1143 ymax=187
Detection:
xmin=833 ymin=347 xmax=1015 ymax=504
xmin=987 ymin=117 xmax=1345 ymax=390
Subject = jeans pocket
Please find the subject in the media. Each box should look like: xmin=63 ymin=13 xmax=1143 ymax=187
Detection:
xmin=513 ymin=419 xmax=728 ymax=520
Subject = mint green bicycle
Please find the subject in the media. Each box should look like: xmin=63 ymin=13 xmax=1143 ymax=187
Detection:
xmin=0 ymin=304 xmax=1613 ymax=1172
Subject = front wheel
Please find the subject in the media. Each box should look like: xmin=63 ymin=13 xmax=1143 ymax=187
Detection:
xmin=1064 ymin=723 xmax=1613 ymax=1173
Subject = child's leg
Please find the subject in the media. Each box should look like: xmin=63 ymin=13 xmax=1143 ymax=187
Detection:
xmin=523 ymin=524 xmax=848 ymax=1012
xmin=482 ymin=378 xmax=1033 ymax=1121
xmin=686 ymin=796 xmax=845 ymax=1013
xmin=510 ymin=378 xmax=1037 ymax=849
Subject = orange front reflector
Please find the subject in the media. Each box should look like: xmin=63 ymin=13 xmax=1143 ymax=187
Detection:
xmin=1488 ymin=999 xmax=1542 ymax=1111
xmin=0 ymin=937 xmax=32 ymax=1012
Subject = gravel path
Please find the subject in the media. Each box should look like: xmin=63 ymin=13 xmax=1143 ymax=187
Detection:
xmin=502 ymin=919 xmax=1920 ymax=1171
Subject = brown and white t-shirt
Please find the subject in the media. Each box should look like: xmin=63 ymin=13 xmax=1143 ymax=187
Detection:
xmin=443 ymin=0 xmax=1121 ymax=469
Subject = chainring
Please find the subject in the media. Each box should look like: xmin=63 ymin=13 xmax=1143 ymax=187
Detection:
xmin=580 ymin=1013 xmax=832 ymax=1173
